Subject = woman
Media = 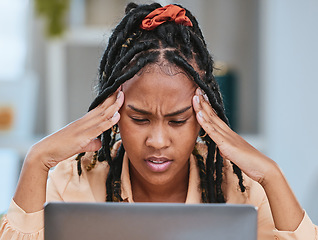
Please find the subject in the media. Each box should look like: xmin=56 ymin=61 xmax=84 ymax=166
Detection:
xmin=0 ymin=3 xmax=317 ymax=239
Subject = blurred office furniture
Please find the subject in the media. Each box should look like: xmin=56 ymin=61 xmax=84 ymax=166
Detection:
xmin=0 ymin=75 xmax=39 ymax=154
xmin=215 ymin=63 xmax=238 ymax=131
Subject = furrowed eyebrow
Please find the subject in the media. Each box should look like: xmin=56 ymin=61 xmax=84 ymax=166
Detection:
xmin=128 ymin=105 xmax=152 ymax=115
xmin=127 ymin=105 xmax=191 ymax=117
xmin=164 ymin=106 xmax=191 ymax=117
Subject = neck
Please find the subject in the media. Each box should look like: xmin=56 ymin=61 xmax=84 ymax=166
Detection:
xmin=130 ymin=162 xmax=189 ymax=203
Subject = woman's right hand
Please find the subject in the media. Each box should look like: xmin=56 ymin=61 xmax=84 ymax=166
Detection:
xmin=30 ymin=88 xmax=124 ymax=171
xmin=13 ymin=88 xmax=124 ymax=213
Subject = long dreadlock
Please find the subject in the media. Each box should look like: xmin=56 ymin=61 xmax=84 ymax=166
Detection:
xmin=76 ymin=2 xmax=245 ymax=203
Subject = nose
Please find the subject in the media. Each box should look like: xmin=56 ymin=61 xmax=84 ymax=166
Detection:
xmin=145 ymin=123 xmax=171 ymax=150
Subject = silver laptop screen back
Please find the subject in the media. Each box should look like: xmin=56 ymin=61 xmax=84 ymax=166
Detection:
xmin=44 ymin=202 xmax=257 ymax=240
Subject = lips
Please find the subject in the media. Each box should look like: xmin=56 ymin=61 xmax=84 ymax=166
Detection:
xmin=145 ymin=157 xmax=173 ymax=172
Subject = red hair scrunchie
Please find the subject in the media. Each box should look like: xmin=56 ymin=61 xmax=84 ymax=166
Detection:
xmin=140 ymin=4 xmax=193 ymax=31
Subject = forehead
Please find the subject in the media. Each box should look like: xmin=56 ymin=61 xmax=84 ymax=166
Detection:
xmin=122 ymin=63 xmax=196 ymax=111
xmin=122 ymin=63 xmax=196 ymax=95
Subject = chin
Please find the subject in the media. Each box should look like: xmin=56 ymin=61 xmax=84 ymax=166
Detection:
xmin=144 ymin=174 xmax=174 ymax=186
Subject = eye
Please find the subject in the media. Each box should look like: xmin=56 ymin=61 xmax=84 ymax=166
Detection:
xmin=169 ymin=120 xmax=187 ymax=126
xmin=130 ymin=117 xmax=149 ymax=124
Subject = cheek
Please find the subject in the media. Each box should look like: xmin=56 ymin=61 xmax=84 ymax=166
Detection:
xmin=118 ymin=115 xmax=131 ymax=137
xmin=181 ymin=116 xmax=200 ymax=139
xmin=173 ymin=119 xmax=200 ymax=150
xmin=186 ymin=119 xmax=201 ymax=147
xmin=118 ymin=115 xmax=143 ymax=154
xmin=118 ymin=116 xmax=133 ymax=141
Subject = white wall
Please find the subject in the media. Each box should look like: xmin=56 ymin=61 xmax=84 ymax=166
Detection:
xmin=260 ymin=0 xmax=318 ymax=222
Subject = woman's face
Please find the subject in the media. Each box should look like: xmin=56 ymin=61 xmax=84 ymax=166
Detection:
xmin=118 ymin=63 xmax=200 ymax=187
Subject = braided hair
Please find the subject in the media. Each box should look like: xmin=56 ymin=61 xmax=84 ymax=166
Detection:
xmin=76 ymin=2 xmax=245 ymax=203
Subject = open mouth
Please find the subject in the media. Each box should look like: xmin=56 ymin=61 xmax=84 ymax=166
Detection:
xmin=145 ymin=157 xmax=173 ymax=172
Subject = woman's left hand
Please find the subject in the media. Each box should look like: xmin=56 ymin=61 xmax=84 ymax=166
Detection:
xmin=192 ymin=88 xmax=277 ymax=186
xmin=192 ymin=88 xmax=305 ymax=231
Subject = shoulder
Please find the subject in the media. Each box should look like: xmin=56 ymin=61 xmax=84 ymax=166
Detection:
xmin=222 ymin=159 xmax=267 ymax=207
xmin=47 ymin=153 xmax=109 ymax=202
xmin=194 ymin=143 xmax=267 ymax=206
xmin=48 ymin=153 xmax=95 ymax=181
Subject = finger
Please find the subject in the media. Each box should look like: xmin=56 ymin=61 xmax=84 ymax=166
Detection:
xmin=98 ymin=87 xmax=122 ymax=111
xmin=66 ymin=90 xmax=124 ymax=148
xmin=193 ymin=89 xmax=218 ymax=124
xmin=196 ymin=109 xmax=224 ymax=136
xmin=192 ymin=90 xmax=203 ymax=113
xmin=61 ymin=110 xmax=120 ymax=155
xmin=80 ymin=93 xmax=124 ymax=139
xmin=94 ymin=86 xmax=123 ymax=113
xmin=194 ymin=88 xmax=230 ymax=131
xmin=196 ymin=111 xmax=228 ymax=148
xmin=95 ymin=90 xmax=124 ymax=118
xmin=193 ymin=88 xmax=213 ymax=113
xmin=81 ymin=138 xmax=102 ymax=152
xmin=195 ymin=88 xmax=217 ymax=114
xmin=193 ymin=89 xmax=228 ymax=140
xmin=198 ymin=94 xmax=225 ymax=127
xmin=81 ymin=89 xmax=124 ymax=127
xmin=93 ymin=111 xmax=121 ymax=136
xmin=92 ymin=90 xmax=124 ymax=128
xmin=196 ymin=88 xmax=210 ymax=104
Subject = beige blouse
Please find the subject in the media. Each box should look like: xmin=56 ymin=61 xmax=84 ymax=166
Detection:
xmin=0 ymin=152 xmax=317 ymax=240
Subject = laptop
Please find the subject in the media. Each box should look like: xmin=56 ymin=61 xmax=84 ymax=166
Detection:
xmin=44 ymin=202 xmax=257 ymax=240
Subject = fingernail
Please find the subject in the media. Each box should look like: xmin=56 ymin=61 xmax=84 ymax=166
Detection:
xmin=203 ymin=94 xmax=209 ymax=102
xmin=117 ymin=91 xmax=122 ymax=99
xmin=198 ymin=111 xmax=203 ymax=118
xmin=194 ymin=95 xmax=200 ymax=103
xmin=198 ymin=88 xmax=204 ymax=96
xmin=112 ymin=111 xmax=119 ymax=118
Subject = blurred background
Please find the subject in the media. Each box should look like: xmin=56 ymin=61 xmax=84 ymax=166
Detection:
xmin=0 ymin=0 xmax=317 ymax=222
